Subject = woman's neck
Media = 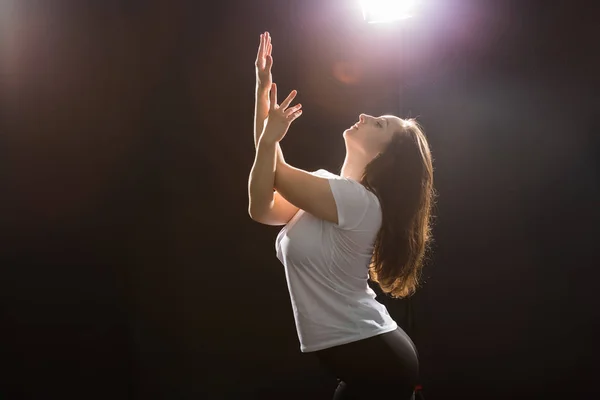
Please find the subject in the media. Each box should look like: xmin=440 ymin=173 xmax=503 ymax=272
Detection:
xmin=340 ymin=151 xmax=370 ymax=181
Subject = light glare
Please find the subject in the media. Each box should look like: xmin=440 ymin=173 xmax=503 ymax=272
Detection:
xmin=360 ymin=0 xmax=420 ymax=23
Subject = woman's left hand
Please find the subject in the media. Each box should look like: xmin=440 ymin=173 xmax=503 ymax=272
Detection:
xmin=260 ymin=83 xmax=303 ymax=144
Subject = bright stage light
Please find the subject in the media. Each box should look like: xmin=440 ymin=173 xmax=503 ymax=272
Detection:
xmin=360 ymin=0 xmax=420 ymax=23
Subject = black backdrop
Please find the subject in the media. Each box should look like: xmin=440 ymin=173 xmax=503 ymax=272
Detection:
xmin=1 ymin=0 xmax=598 ymax=398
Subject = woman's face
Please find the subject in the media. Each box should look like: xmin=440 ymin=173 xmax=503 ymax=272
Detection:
xmin=344 ymin=114 xmax=404 ymax=156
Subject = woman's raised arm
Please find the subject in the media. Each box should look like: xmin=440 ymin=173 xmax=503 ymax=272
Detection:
xmin=249 ymin=33 xmax=299 ymax=225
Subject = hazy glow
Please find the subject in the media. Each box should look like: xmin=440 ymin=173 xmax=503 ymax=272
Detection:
xmin=360 ymin=0 xmax=420 ymax=23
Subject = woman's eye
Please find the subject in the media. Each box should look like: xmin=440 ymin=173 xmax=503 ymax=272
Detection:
xmin=376 ymin=121 xmax=383 ymax=127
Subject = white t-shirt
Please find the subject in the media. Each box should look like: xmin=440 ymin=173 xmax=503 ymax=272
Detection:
xmin=275 ymin=169 xmax=398 ymax=353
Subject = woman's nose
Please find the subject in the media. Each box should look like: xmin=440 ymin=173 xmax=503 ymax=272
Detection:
xmin=359 ymin=114 xmax=368 ymax=123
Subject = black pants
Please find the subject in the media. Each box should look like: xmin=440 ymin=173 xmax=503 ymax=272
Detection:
xmin=313 ymin=327 xmax=419 ymax=400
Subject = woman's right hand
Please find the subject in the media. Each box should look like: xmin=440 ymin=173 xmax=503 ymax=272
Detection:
xmin=255 ymin=32 xmax=273 ymax=92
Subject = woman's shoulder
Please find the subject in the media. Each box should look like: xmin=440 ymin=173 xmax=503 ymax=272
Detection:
xmin=313 ymin=169 xmax=380 ymax=206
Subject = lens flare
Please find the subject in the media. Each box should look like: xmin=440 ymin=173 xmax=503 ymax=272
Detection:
xmin=360 ymin=0 xmax=420 ymax=23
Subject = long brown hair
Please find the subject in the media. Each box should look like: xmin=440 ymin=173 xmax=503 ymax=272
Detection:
xmin=360 ymin=119 xmax=435 ymax=299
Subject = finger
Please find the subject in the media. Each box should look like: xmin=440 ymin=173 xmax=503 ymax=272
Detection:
xmin=256 ymin=33 xmax=264 ymax=62
xmin=284 ymin=103 xmax=302 ymax=118
xmin=270 ymin=83 xmax=277 ymax=109
xmin=288 ymin=109 xmax=303 ymax=122
xmin=280 ymin=90 xmax=297 ymax=110
xmin=263 ymin=32 xmax=271 ymax=57
xmin=266 ymin=32 xmax=272 ymax=56
xmin=265 ymin=55 xmax=273 ymax=71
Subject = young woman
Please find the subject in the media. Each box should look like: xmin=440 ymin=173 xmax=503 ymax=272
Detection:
xmin=249 ymin=32 xmax=435 ymax=400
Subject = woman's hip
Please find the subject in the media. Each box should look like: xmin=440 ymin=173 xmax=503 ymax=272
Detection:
xmin=313 ymin=327 xmax=419 ymax=385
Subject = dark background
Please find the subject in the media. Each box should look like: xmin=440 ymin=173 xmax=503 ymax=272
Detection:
xmin=1 ymin=0 xmax=598 ymax=398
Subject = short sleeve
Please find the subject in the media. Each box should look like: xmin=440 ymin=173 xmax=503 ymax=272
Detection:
xmin=312 ymin=169 xmax=377 ymax=230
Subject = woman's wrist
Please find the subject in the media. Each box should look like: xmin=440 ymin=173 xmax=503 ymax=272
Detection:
xmin=256 ymin=83 xmax=270 ymax=96
xmin=258 ymin=133 xmax=278 ymax=148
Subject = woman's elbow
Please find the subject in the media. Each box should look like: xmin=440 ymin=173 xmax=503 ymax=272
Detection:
xmin=248 ymin=203 xmax=268 ymax=223
xmin=248 ymin=204 xmax=258 ymax=221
